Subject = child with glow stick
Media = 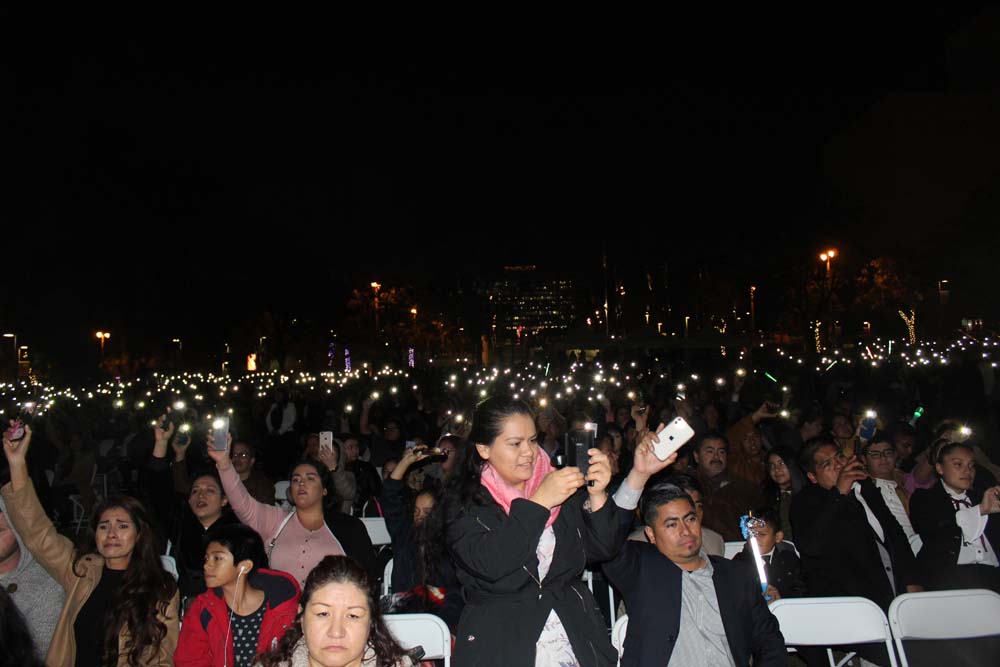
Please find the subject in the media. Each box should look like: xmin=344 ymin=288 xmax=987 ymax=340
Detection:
xmin=734 ymin=507 xmax=806 ymax=601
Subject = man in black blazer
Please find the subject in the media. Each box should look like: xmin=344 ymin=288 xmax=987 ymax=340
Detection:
xmin=790 ymin=438 xmax=922 ymax=612
xmin=604 ymin=481 xmax=786 ymax=666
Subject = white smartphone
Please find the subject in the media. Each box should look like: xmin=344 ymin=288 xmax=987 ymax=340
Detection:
xmin=319 ymin=431 xmax=334 ymax=453
xmin=653 ymin=417 xmax=696 ymax=461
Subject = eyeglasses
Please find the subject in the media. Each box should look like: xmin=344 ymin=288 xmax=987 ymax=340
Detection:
xmin=232 ymin=451 xmax=253 ymax=459
xmin=865 ymin=449 xmax=896 ymax=460
xmin=816 ymin=451 xmax=847 ymax=471
xmin=440 ymin=449 xmax=456 ymax=456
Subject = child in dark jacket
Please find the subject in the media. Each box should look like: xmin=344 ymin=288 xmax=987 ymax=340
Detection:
xmin=732 ymin=507 xmax=807 ymax=600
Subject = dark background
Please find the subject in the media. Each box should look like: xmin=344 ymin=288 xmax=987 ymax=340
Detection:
xmin=5 ymin=6 xmax=1000 ymax=379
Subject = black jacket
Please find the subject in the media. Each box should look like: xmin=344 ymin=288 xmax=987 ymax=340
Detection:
xmin=445 ymin=490 xmax=621 ymax=667
xmin=910 ymin=480 xmax=1000 ymax=589
xmin=380 ymin=478 xmax=463 ymax=629
xmin=145 ymin=455 xmax=241 ymax=599
xmin=790 ymin=480 xmax=918 ymax=611
xmin=604 ymin=542 xmax=786 ymax=667
xmin=732 ymin=541 xmax=807 ymax=599
xmin=321 ymin=497 xmax=378 ymax=581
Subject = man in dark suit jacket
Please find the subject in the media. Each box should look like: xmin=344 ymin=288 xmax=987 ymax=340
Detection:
xmin=604 ymin=482 xmax=786 ymax=666
xmin=790 ymin=438 xmax=922 ymax=613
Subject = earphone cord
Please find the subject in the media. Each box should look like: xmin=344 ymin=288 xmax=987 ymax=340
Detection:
xmin=223 ymin=568 xmax=244 ymax=667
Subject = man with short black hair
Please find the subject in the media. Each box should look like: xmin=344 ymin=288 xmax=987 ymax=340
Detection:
xmin=606 ymin=468 xmax=786 ymax=666
xmin=791 ymin=437 xmax=920 ymax=612
xmin=692 ymin=431 xmax=763 ymax=540
xmin=628 ymin=474 xmax=725 ymax=557
xmin=861 ymin=434 xmax=920 ymax=553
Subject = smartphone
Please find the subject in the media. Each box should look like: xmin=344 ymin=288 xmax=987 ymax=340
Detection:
xmin=5 ymin=402 xmax=37 ymax=441
xmin=565 ymin=424 xmax=597 ymax=476
xmin=319 ymin=431 xmax=334 ymax=453
xmin=860 ymin=410 xmax=877 ymax=440
xmin=175 ymin=423 xmax=192 ymax=447
xmin=211 ymin=416 xmax=230 ymax=451
xmin=654 ymin=417 xmax=696 ymax=461
xmin=404 ymin=440 xmax=417 ymax=452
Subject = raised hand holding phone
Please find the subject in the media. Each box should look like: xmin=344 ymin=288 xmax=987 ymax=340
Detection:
xmin=2 ymin=423 xmax=31 ymax=464
xmin=627 ymin=423 xmax=681 ymax=486
xmin=206 ymin=429 xmax=233 ymax=469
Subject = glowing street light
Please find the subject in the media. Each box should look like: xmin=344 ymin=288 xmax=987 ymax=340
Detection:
xmin=95 ymin=331 xmax=111 ymax=355
xmin=371 ymin=282 xmax=382 ymax=337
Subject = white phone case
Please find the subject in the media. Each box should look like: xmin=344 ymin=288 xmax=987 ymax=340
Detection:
xmin=653 ymin=417 xmax=696 ymax=461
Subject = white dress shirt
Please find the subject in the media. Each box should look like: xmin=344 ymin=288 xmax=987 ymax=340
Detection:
xmin=943 ymin=482 xmax=1000 ymax=567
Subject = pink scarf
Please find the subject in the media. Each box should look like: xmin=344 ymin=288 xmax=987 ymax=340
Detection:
xmin=480 ymin=448 xmax=561 ymax=527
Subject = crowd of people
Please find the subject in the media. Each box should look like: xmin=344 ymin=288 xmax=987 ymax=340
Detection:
xmin=2 ymin=345 xmax=999 ymax=666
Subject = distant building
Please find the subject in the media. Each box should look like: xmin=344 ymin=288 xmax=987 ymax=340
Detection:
xmin=479 ymin=266 xmax=578 ymax=335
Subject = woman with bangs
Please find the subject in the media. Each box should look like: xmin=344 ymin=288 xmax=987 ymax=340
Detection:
xmin=2 ymin=425 xmax=178 ymax=666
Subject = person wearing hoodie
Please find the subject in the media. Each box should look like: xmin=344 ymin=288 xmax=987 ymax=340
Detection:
xmin=0 ymin=495 xmax=65 ymax=658
xmin=175 ymin=524 xmax=300 ymax=667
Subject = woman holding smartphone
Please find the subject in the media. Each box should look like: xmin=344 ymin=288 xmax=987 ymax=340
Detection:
xmin=443 ymin=396 xmax=673 ymax=667
xmin=2 ymin=426 xmax=179 ymax=666
xmin=207 ymin=434 xmax=376 ymax=586
xmin=146 ymin=417 xmax=240 ymax=603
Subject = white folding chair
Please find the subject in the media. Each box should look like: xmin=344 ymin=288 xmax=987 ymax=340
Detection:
xmin=769 ymin=596 xmax=898 ymax=667
xmin=583 ymin=568 xmax=617 ymax=626
xmin=274 ymin=480 xmax=291 ymax=509
xmin=611 ymin=614 xmax=628 ymax=664
xmin=361 ymin=517 xmax=392 ymax=546
xmin=888 ymin=588 xmax=1000 ymax=667
xmin=384 ymin=613 xmax=451 ymax=666
xmin=724 ymin=540 xmax=744 ymax=559
xmin=383 ymin=559 xmax=393 ymax=597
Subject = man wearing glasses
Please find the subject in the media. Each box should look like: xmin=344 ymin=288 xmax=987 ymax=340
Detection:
xmin=791 ymin=437 xmax=922 ymax=663
xmin=791 ymin=437 xmax=921 ymax=605
xmin=231 ymin=440 xmax=275 ymax=505
xmin=862 ymin=435 xmax=921 ymax=554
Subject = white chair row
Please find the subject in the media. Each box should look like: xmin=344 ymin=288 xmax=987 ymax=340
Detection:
xmin=610 ymin=590 xmax=1000 ymax=667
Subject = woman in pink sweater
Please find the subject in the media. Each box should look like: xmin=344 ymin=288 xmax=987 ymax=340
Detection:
xmin=208 ymin=435 xmax=374 ymax=587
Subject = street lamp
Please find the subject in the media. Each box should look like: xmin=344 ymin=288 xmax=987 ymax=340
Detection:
xmin=95 ymin=331 xmax=110 ymax=356
xmin=371 ymin=282 xmax=381 ymax=338
xmin=818 ymin=249 xmax=836 ymax=347
xmin=172 ymin=338 xmax=183 ymax=355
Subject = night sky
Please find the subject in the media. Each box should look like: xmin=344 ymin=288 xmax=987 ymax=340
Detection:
xmin=6 ymin=6 xmax=1000 ymax=378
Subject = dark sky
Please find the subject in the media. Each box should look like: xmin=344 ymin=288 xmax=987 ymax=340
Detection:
xmin=5 ymin=6 xmax=999 ymax=376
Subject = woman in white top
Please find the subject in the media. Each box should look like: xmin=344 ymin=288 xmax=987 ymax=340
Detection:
xmin=911 ymin=441 xmax=1000 ymax=592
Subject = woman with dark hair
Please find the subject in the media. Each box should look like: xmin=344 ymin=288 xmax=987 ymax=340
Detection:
xmin=442 ymin=396 xmax=671 ymax=667
xmin=147 ymin=418 xmax=241 ymax=603
xmin=2 ymin=426 xmax=179 ymax=666
xmin=175 ymin=524 xmax=300 ymax=667
xmin=763 ymin=447 xmax=806 ymax=540
xmin=379 ymin=446 xmax=463 ymax=630
xmin=303 ymin=434 xmax=357 ymax=515
xmin=256 ymin=555 xmax=412 ymax=667
xmin=910 ymin=441 xmax=1000 ymax=592
xmin=0 ymin=586 xmax=44 ymax=667
xmin=209 ymin=435 xmax=376 ymax=586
